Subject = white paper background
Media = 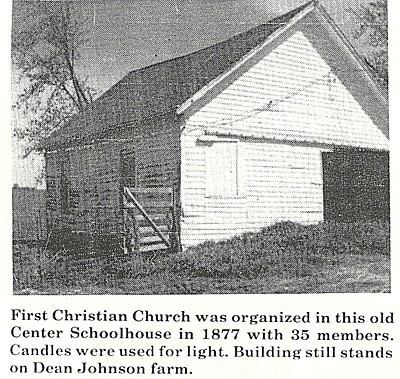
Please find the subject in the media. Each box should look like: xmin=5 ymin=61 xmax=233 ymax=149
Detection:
xmin=1 ymin=1 xmax=399 ymax=378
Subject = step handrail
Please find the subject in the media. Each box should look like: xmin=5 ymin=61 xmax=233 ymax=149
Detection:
xmin=123 ymin=187 xmax=170 ymax=248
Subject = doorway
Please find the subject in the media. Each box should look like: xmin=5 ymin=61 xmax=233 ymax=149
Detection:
xmin=322 ymin=148 xmax=389 ymax=221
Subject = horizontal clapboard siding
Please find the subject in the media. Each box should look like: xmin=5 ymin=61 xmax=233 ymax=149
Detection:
xmin=245 ymin=143 xmax=323 ymax=226
xmin=46 ymin=118 xmax=180 ymax=240
xmin=12 ymin=187 xmax=47 ymax=242
xmin=46 ymin=142 xmax=122 ymax=235
xmin=180 ymin=134 xmax=324 ymax=247
xmin=179 ymin=28 xmax=388 ymax=247
xmin=186 ymin=31 xmax=388 ymax=150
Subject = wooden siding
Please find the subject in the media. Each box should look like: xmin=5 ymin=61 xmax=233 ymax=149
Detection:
xmin=180 ymin=29 xmax=388 ymax=247
xmin=12 ymin=187 xmax=47 ymax=242
xmin=181 ymin=131 xmax=324 ymax=246
xmin=46 ymin=143 xmax=122 ymax=235
xmin=48 ymin=4 xmax=313 ymax=148
xmin=46 ymin=118 xmax=180 ymax=240
xmin=186 ymin=30 xmax=388 ymax=150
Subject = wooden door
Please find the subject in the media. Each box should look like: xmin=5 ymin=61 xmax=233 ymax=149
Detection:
xmin=120 ymin=150 xmax=137 ymax=188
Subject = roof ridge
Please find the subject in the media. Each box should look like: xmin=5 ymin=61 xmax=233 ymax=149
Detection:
xmin=94 ymin=1 xmax=315 ymax=104
xmin=47 ymin=1 xmax=320 ymax=146
xmin=124 ymin=1 xmax=315 ymax=78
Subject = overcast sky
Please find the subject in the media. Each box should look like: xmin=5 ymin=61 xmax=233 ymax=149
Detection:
xmin=11 ymin=0 xmax=374 ymax=187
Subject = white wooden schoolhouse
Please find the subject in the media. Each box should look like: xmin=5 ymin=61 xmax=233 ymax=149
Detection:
xmin=45 ymin=1 xmax=389 ymax=253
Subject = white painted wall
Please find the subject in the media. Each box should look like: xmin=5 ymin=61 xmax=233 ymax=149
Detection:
xmin=180 ymin=30 xmax=389 ymax=247
xmin=181 ymin=133 xmax=324 ymax=246
xmin=189 ymin=31 xmax=388 ymax=149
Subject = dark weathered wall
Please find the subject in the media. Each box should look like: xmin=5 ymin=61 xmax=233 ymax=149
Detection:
xmin=12 ymin=187 xmax=47 ymax=242
xmin=45 ymin=115 xmax=180 ymax=241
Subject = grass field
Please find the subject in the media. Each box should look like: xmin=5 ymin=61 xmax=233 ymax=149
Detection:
xmin=14 ymin=221 xmax=390 ymax=295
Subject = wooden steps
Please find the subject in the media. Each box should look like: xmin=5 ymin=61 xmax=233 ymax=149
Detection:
xmin=123 ymin=187 xmax=177 ymax=253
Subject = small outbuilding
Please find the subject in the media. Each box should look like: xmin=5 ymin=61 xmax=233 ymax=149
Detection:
xmin=45 ymin=1 xmax=389 ymax=254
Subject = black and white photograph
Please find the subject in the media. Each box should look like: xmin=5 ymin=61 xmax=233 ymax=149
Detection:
xmin=11 ymin=0 xmax=390 ymax=295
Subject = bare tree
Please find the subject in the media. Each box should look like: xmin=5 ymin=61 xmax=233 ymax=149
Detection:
xmin=350 ymin=0 xmax=388 ymax=88
xmin=12 ymin=0 xmax=96 ymax=156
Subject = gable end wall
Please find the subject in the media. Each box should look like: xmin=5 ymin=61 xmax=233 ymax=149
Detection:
xmin=179 ymin=23 xmax=388 ymax=248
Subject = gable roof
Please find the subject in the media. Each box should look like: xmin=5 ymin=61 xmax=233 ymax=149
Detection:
xmin=48 ymin=0 xmax=388 ymax=148
xmin=48 ymin=1 xmax=315 ymax=147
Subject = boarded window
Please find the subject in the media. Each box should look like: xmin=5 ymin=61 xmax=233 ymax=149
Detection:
xmin=206 ymin=141 xmax=238 ymax=197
